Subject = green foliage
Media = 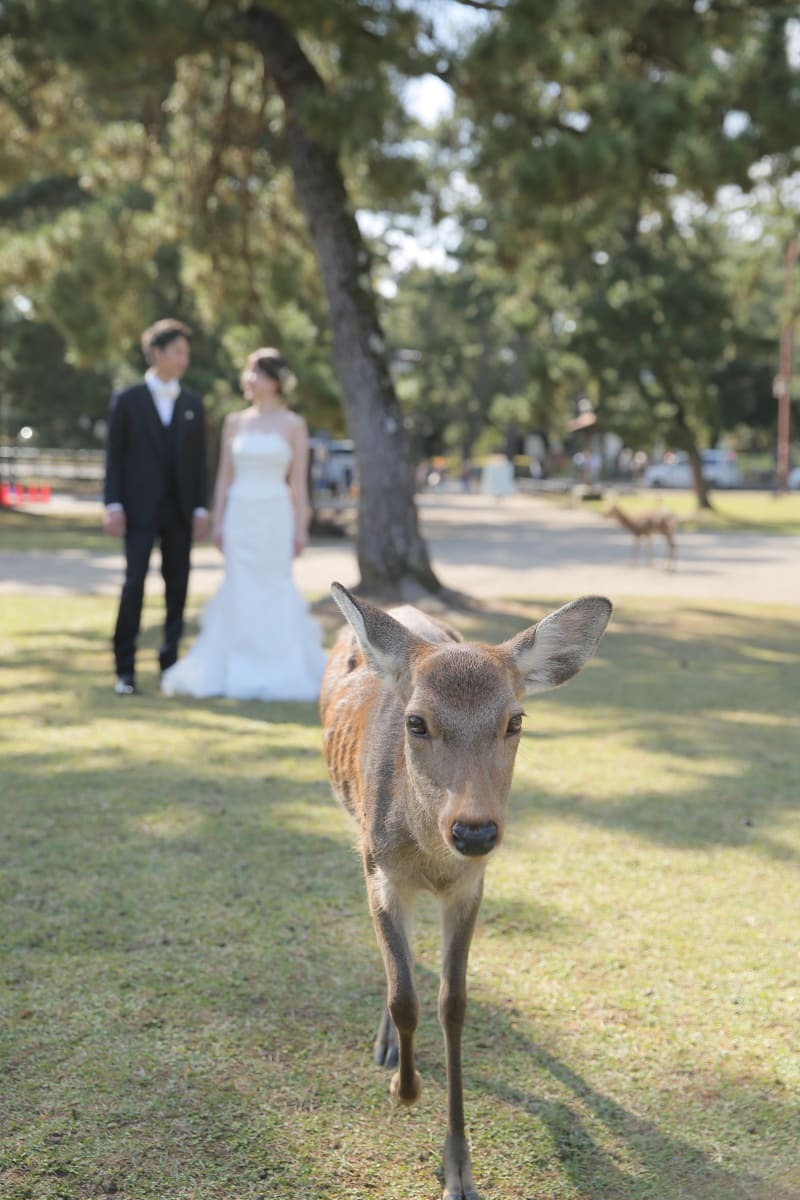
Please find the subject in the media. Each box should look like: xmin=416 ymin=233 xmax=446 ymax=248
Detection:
xmin=460 ymin=1 xmax=800 ymax=221
xmin=1 ymin=0 xmax=797 ymax=469
xmin=0 ymin=306 xmax=111 ymax=445
xmin=451 ymin=0 xmax=800 ymax=475
xmin=0 ymin=4 xmax=361 ymax=434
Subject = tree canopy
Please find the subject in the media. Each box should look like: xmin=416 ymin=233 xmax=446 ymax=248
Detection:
xmin=1 ymin=0 xmax=798 ymax=528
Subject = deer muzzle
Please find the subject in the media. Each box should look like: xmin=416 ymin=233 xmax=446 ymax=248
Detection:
xmin=451 ymin=820 xmax=499 ymax=858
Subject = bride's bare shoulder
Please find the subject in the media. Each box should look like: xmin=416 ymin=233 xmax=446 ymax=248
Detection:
xmin=286 ymin=411 xmax=308 ymax=436
xmin=224 ymin=409 xmax=251 ymax=434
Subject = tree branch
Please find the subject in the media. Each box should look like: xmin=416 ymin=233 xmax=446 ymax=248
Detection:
xmin=0 ymin=176 xmax=88 ymax=222
xmin=452 ymin=0 xmax=508 ymax=11
xmin=0 ymin=83 xmax=40 ymax=132
xmin=244 ymin=5 xmax=327 ymax=106
xmin=200 ymin=57 xmax=236 ymax=212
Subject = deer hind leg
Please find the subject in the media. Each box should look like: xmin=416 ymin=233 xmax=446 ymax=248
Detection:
xmin=439 ymin=880 xmax=484 ymax=1200
xmin=373 ymin=1004 xmax=398 ymax=1068
xmin=365 ymin=868 xmax=421 ymax=1105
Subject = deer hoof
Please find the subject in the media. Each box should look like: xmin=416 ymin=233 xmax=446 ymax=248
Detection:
xmin=375 ymin=1040 xmax=398 ymax=1069
xmin=390 ymin=1068 xmax=422 ymax=1106
xmin=443 ymin=1133 xmax=478 ymax=1198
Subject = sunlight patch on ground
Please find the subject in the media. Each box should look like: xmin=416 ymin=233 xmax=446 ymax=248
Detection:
xmin=717 ymin=709 xmax=797 ymax=728
xmin=132 ymin=806 xmax=209 ymax=839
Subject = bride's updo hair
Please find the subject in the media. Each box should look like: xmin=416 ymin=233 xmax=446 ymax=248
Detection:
xmin=247 ymin=347 xmax=297 ymax=400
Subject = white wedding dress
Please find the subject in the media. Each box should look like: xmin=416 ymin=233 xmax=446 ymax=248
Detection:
xmin=161 ymin=430 xmax=327 ymax=701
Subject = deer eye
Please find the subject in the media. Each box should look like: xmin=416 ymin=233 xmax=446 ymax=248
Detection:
xmin=406 ymin=714 xmax=429 ymax=737
xmin=506 ymin=714 xmax=523 ymax=736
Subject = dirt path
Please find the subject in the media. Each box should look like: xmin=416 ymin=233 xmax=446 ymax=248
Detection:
xmin=1 ymin=492 xmax=798 ymax=605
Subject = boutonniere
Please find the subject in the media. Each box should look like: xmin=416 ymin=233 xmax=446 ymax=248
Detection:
xmin=184 ymin=410 xmax=195 ymax=420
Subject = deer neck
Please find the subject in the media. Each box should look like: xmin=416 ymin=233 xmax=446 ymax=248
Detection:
xmin=367 ymin=755 xmax=485 ymax=897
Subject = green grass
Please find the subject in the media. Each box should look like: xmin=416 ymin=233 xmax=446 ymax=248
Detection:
xmin=580 ymin=489 xmax=800 ymax=535
xmin=2 ymin=593 xmax=799 ymax=1200
xmin=0 ymin=507 xmax=109 ymax=553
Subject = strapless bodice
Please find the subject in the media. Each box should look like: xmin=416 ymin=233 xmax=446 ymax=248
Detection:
xmin=229 ymin=430 xmax=291 ymax=498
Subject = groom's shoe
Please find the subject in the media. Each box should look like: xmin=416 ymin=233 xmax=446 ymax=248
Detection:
xmin=114 ymin=675 xmax=137 ymax=696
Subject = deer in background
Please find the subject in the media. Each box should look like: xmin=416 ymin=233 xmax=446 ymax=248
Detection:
xmin=605 ymin=502 xmax=678 ymax=568
xmin=320 ymin=582 xmax=612 ymax=1200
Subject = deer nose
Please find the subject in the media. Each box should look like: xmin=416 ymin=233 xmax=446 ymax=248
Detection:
xmin=451 ymin=820 xmax=498 ymax=857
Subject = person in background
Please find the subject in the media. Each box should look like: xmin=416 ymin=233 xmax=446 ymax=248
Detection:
xmin=160 ymin=347 xmax=326 ymax=702
xmin=103 ymin=319 xmax=208 ymax=695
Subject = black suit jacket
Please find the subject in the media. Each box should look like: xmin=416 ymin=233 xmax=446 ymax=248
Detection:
xmin=103 ymin=382 xmax=208 ymax=529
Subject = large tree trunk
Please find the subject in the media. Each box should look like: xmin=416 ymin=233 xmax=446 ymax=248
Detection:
xmin=686 ymin=446 xmax=712 ymax=511
xmin=246 ymin=7 xmax=440 ymax=596
xmin=671 ymin=393 xmax=713 ymax=511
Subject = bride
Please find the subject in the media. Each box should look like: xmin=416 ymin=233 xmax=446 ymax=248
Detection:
xmin=161 ymin=347 xmax=327 ymax=701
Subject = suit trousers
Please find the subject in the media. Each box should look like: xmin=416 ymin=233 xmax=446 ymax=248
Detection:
xmin=113 ymin=499 xmax=192 ymax=678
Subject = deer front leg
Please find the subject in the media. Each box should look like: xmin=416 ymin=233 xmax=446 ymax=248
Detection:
xmin=665 ymin=532 xmax=676 ymax=570
xmin=365 ymin=867 xmax=422 ymax=1105
xmin=439 ymin=880 xmax=483 ymax=1200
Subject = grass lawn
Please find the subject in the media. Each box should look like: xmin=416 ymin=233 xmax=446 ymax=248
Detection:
xmin=0 ymin=507 xmax=109 ymax=553
xmin=2 ymin=592 xmax=799 ymax=1200
xmin=579 ymin=489 xmax=800 ymax=535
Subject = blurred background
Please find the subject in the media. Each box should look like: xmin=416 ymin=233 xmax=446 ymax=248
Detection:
xmin=1 ymin=0 xmax=798 ymax=522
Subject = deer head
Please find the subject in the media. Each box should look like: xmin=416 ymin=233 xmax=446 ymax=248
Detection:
xmin=330 ymin=583 xmax=612 ymax=861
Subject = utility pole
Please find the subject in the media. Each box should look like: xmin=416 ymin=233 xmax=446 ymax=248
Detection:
xmin=774 ymin=238 xmax=798 ymax=494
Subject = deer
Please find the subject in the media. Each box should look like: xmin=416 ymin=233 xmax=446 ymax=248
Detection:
xmin=320 ymin=581 xmax=612 ymax=1200
xmin=604 ymin=502 xmax=677 ymax=568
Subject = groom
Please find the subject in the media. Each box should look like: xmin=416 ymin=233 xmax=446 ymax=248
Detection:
xmin=103 ymin=319 xmax=209 ymax=695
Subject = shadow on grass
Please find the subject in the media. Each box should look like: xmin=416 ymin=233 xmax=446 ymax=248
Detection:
xmin=467 ymin=1032 xmax=799 ymax=1200
xmin=4 ymin=746 xmax=794 ymax=1200
xmin=4 ymin=596 xmax=800 ymax=857
xmin=2 ymin=743 xmax=371 ymax=1196
xmin=448 ymin=600 xmax=800 ymax=865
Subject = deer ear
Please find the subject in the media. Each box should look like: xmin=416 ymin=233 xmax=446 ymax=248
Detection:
xmin=331 ymin=582 xmax=423 ymax=682
xmin=503 ymin=596 xmax=612 ymax=693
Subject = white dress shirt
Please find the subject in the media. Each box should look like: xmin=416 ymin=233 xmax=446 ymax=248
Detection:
xmin=145 ymin=368 xmax=181 ymax=426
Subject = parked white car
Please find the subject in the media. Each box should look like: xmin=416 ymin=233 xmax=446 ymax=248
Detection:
xmin=643 ymin=449 xmax=741 ymax=489
xmin=788 ymin=466 xmax=800 ymax=490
